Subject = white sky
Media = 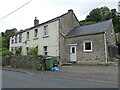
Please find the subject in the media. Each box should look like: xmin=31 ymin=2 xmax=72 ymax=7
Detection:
xmin=0 ymin=0 xmax=119 ymax=32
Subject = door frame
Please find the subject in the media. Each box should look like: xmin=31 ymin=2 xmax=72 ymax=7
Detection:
xmin=69 ymin=44 xmax=77 ymax=62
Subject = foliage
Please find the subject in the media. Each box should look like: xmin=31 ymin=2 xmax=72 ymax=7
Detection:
xmin=28 ymin=47 xmax=38 ymax=55
xmin=1 ymin=28 xmax=17 ymax=49
xmin=1 ymin=48 xmax=13 ymax=56
xmin=84 ymin=6 xmax=120 ymax=32
xmin=0 ymin=48 xmax=2 ymax=56
xmin=0 ymin=28 xmax=17 ymax=56
xmin=15 ymin=50 xmax=22 ymax=56
xmin=80 ymin=20 xmax=97 ymax=26
xmin=86 ymin=8 xmax=102 ymax=22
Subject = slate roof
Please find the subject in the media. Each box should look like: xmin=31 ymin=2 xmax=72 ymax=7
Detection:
xmin=67 ymin=19 xmax=112 ymax=37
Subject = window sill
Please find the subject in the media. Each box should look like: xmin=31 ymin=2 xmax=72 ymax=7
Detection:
xmin=33 ymin=37 xmax=38 ymax=40
xmin=83 ymin=50 xmax=92 ymax=53
xmin=43 ymin=35 xmax=49 ymax=38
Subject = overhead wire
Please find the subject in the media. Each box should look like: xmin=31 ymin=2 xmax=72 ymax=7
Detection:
xmin=79 ymin=0 xmax=106 ymax=18
xmin=0 ymin=0 xmax=32 ymax=21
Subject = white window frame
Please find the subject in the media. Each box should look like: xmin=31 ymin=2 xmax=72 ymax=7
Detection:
xmin=34 ymin=29 xmax=38 ymax=38
xmin=11 ymin=37 xmax=14 ymax=44
xmin=15 ymin=35 xmax=18 ymax=43
xmin=43 ymin=25 xmax=48 ymax=36
xmin=83 ymin=41 xmax=93 ymax=52
xmin=19 ymin=33 xmax=22 ymax=42
xmin=26 ymin=32 xmax=29 ymax=40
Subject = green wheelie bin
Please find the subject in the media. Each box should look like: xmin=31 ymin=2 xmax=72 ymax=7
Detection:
xmin=45 ymin=57 xmax=53 ymax=70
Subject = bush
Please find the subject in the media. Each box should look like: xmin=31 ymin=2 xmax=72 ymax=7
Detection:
xmin=1 ymin=48 xmax=13 ymax=56
xmin=15 ymin=50 xmax=22 ymax=55
xmin=28 ymin=47 xmax=38 ymax=55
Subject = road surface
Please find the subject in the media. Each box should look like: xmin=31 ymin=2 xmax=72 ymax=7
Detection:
xmin=2 ymin=70 xmax=118 ymax=88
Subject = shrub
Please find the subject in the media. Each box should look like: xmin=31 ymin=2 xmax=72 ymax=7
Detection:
xmin=1 ymin=48 xmax=13 ymax=56
xmin=15 ymin=50 xmax=22 ymax=55
xmin=28 ymin=47 xmax=38 ymax=55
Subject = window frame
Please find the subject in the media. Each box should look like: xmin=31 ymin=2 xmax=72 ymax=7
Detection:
xmin=15 ymin=35 xmax=17 ymax=43
xmin=43 ymin=46 xmax=48 ymax=55
xmin=19 ymin=33 xmax=22 ymax=43
xmin=11 ymin=36 xmax=14 ymax=44
xmin=34 ymin=29 xmax=38 ymax=38
xmin=43 ymin=25 xmax=48 ymax=36
xmin=83 ymin=41 xmax=93 ymax=52
xmin=26 ymin=32 xmax=29 ymax=40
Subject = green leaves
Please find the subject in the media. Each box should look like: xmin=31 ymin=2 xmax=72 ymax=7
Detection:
xmin=83 ymin=6 xmax=120 ymax=33
xmin=1 ymin=48 xmax=13 ymax=56
xmin=28 ymin=47 xmax=38 ymax=55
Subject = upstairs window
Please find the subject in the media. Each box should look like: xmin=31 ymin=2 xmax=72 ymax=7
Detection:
xmin=43 ymin=25 xmax=48 ymax=36
xmin=11 ymin=40 xmax=14 ymax=44
xmin=11 ymin=36 xmax=14 ymax=44
xmin=19 ymin=33 xmax=22 ymax=43
xmin=34 ymin=29 xmax=38 ymax=38
xmin=83 ymin=41 xmax=92 ymax=52
xmin=43 ymin=46 xmax=48 ymax=55
xmin=26 ymin=32 xmax=29 ymax=40
xmin=15 ymin=35 xmax=17 ymax=43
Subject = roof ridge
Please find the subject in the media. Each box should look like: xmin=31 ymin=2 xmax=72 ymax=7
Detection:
xmin=11 ymin=9 xmax=73 ymax=36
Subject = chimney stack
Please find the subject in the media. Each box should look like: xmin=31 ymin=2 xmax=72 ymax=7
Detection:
xmin=68 ymin=9 xmax=73 ymax=13
xmin=34 ymin=17 xmax=39 ymax=26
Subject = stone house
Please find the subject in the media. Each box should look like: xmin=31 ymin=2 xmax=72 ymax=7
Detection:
xmin=9 ymin=9 xmax=116 ymax=64
xmin=9 ymin=9 xmax=80 ymax=59
xmin=65 ymin=20 xmax=116 ymax=63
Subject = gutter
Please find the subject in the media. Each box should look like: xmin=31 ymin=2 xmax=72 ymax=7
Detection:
xmin=104 ymin=32 xmax=108 ymax=63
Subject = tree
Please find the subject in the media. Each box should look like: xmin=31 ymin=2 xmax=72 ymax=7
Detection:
xmin=4 ymin=28 xmax=17 ymax=49
xmin=86 ymin=8 xmax=102 ymax=22
xmin=0 ymin=28 xmax=17 ymax=56
xmin=84 ymin=6 xmax=120 ymax=32
xmin=2 ymin=28 xmax=17 ymax=49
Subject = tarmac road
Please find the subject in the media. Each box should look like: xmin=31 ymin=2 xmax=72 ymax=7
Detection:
xmin=2 ymin=70 xmax=118 ymax=88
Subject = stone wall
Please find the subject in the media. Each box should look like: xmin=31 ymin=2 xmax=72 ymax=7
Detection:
xmin=59 ymin=10 xmax=80 ymax=64
xmin=106 ymin=22 xmax=116 ymax=46
xmin=2 ymin=55 xmax=45 ymax=70
xmin=65 ymin=33 xmax=106 ymax=63
xmin=2 ymin=56 xmax=11 ymax=66
xmin=108 ymin=46 xmax=118 ymax=61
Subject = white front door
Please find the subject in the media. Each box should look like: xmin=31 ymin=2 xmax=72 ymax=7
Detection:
xmin=70 ymin=46 xmax=76 ymax=61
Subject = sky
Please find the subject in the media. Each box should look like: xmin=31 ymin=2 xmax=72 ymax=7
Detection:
xmin=0 ymin=0 xmax=119 ymax=32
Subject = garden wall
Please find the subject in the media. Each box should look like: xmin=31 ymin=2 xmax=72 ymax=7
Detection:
xmin=2 ymin=55 xmax=45 ymax=70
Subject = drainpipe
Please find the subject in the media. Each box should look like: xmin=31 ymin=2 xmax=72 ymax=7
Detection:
xmin=104 ymin=32 xmax=108 ymax=63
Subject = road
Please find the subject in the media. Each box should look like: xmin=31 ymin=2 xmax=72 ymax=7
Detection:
xmin=2 ymin=70 xmax=118 ymax=88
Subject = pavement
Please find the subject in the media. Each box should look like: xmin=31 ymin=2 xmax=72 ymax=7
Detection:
xmin=2 ymin=65 xmax=118 ymax=85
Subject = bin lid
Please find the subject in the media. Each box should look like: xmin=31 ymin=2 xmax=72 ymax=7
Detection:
xmin=45 ymin=57 xmax=53 ymax=59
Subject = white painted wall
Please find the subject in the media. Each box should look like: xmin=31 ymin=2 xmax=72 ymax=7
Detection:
xmin=9 ymin=20 xmax=59 ymax=56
